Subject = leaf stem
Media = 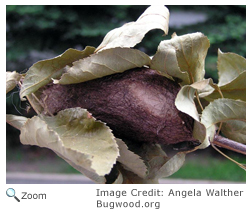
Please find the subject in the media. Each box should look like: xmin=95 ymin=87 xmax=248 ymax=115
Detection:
xmin=210 ymin=141 xmax=246 ymax=170
xmin=216 ymin=87 xmax=224 ymax=135
xmin=195 ymin=91 xmax=204 ymax=111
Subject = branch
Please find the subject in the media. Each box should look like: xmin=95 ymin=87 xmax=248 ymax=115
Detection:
xmin=212 ymin=135 xmax=246 ymax=155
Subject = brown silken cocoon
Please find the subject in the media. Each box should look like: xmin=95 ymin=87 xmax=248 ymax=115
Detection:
xmin=40 ymin=68 xmax=197 ymax=145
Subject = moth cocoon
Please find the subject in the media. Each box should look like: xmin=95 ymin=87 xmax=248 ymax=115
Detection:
xmin=40 ymin=68 xmax=197 ymax=145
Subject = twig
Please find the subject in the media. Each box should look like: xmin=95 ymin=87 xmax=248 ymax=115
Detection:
xmin=210 ymin=142 xmax=246 ymax=170
xmin=212 ymin=135 xmax=246 ymax=155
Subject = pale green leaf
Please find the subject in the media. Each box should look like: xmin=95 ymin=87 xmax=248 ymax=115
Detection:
xmin=20 ymin=47 xmax=95 ymax=99
xmin=117 ymin=166 xmax=159 ymax=184
xmin=116 ymin=138 xmax=147 ymax=178
xmin=137 ymin=144 xmax=185 ymax=181
xmin=202 ymin=71 xmax=246 ymax=102
xmin=95 ymin=5 xmax=169 ymax=52
xmin=201 ymin=99 xmax=245 ymax=128
xmin=56 ymin=47 xmax=151 ymax=84
xmin=151 ymin=43 xmax=189 ymax=82
xmin=175 ymin=79 xmax=215 ymax=121
xmin=201 ymin=99 xmax=246 ymax=144
xmin=6 ymin=71 xmax=21 ymax=94
xmin=217 ymin=49 xmax=246 ymax=86
xmin=20 ymin=115 xmax=59 ymax=147
xmin=26 ymin=92 xmax=44 ymax=114
xmin=151 ymin=32 xmax=210 ymax=85
xmin=150 ymin=152 xmax=186 ymax=180
xmin=199 ymin=125 xmax=216 ymax=149
xmin=192 ymin=120 xmax=208 ymax=149
xmin=175 ymin=85 xmax=200 ymax=122
xmin=6 ymin=114 xmax=28 ymax=130
xmin=221 ymin=120 xmax=246 ymax=144
xmin=19 ymin=108 xmax=119 ymax=176
xmin=199 ymin=51 xmax=246 ymax=102
xmin=57 ymin=153 xmax=106 ymax=183
xmin=175 ymin=79 xmax=217 ymax=149
xmin=116 ymin=143 xmax=185 ymax=183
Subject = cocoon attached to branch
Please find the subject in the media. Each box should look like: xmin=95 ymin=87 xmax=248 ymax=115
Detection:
xmin=40 ymin=68 xmax=197 ymax=145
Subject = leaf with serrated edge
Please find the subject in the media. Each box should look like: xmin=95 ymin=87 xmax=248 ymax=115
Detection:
xmin=201 ymin=99 xmax=245 ymax=128
xmin=217 ymin=49 xmax=246 ymax=86
xmin=95 ymin=5 xmax=169 ymax=52
xmin=116 ymin=138 xmax=147 ymax=178
xmin=19 ymin=108 xmax=119 ymax=176
xmin=151 ymin=32 xmax=210 ymax=85
xmin=56 ymin=48 xmax=151 ymax=84
xmin=6 ymin=71 xmax=21 ymax=94
xmin=201 ymin=71 xmax=246 ymax=102
xmin=20 ymin=47 xmax=95 ymax=99
xmin=201 ymin=99 xmax=246 ymax=144
xmin=57 ymin=153 xmax=106 ymax=183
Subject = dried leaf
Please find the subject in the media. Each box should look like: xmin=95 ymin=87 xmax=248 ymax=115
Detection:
xmin=217 ymin=49 xmax=246 ymax=86
xmin=192 ymin=120 xmax=207 ymax=149
xmin=56 ymin=47 xmax=151 ymax=84
xmin=137 ymin=144 xmax=186 ymax=181
xmin=202 ymin=71 xmax=246 ymax=102
xmin=6 ymin=114 xmax=28 ymax=130
xmin=175 ymin=79 xmax=216 ymax=149
xmin=201 ymin=99 xmax=245 ymax=127
xmin=26 ymin=92 xmax=44 ymax=114
xmin=18 ymin=108 xmax=119 ymax=176
xmin=117 ymin=165 xmax=159 ymax=184
xmin=6 ymin=71 xmax=21 ymax=94
xmin=115 ymin=143 xmax=185 ymax=184
xmin=151 ymin=41 xmax=189 ymax=83
xmin=201 ymin=99 xmax=246 ymax=144
xmin=153 ymin=152 xmax=186 ymax=180
xmin=58 ymin=153 xmax=106 ymax=183
xmin=95 ymin=5 xmax=169 ymax=52
xmin=151 ymin=32 xmax=210 ymax=85
xmin=199 ymin=50 xmax=246 ymax=102
xmin=116 ymin=138 xmax=147 ymax=178
xmin=221 ymin=120 xmax=246 ymax=144
xmin=175 ymin=79 xmax=216 ymax=122
xmin=175 ymin=85 xmax=200 ymax=122
xmin=20 ymin=47 xmax=95 ymax=99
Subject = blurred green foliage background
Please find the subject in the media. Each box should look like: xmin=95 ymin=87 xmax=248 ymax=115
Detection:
xmin=6 ymin=5 xmax=246 ymax=182
xmin=6 ymin=5 xmax=246 ymax=76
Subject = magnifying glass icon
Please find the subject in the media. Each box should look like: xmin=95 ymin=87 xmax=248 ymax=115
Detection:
xmin=6 ymin=188 xmax=20 ymax=202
